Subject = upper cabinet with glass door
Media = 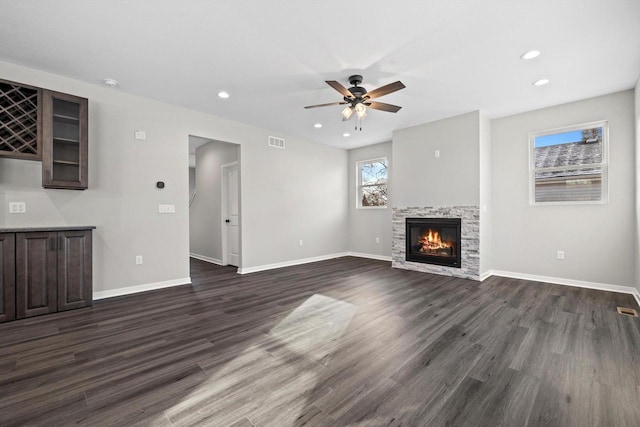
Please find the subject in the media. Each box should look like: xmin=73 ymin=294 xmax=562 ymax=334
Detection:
xmin=42 ymin=90 xmax=88 ymax=189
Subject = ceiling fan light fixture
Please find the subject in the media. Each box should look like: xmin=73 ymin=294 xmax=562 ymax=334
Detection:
xmin=341 ymin=106 xmax=353 ymax=120
xmin=304 ymin=75 xmax=405 ymax=129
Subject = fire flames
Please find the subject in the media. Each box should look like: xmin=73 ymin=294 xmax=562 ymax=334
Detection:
xmin=418 ymin=229 xmax=452 ymax=254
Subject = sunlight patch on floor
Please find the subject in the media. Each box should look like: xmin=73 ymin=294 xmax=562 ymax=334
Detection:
xmin=157 ymin=294 xmax=357 ymax=426
xmin=269 ymin=293 xmax=358 ymax=363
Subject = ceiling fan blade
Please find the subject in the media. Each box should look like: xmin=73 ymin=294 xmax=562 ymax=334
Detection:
xmin=366 ymin=101 xmax=402 ymax=113
xmin=364 ymin=81 xmax=406 ymax=100
xmin=326 ymin=81 xmax=354 ymax=99
xmin=304 ymin=101 xmax=347 ymax=109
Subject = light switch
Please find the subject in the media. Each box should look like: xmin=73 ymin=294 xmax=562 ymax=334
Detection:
xmin=134 ymin=130 xmax=147 ymax=140
xmin=9 ymin=202 xmax=26 ymax=214
xmin=434 ymin=150 xmax=440 ymax=158
xmin=158 ymin=204 xmax=175 ymax=213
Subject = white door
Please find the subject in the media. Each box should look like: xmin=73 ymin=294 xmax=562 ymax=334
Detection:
xmin=223 ymin=163 xmax=240 ymax=267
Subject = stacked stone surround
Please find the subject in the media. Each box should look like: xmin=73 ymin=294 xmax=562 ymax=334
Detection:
xmin=392 ymin=206 xmax=480 ymax=280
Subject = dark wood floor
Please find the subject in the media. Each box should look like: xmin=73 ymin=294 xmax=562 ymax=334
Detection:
xmin=1 ymin=257 xmax=640 ymax=426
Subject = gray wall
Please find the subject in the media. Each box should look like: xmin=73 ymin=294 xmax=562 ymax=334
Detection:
xmin=491 ymin=90 xmax=635 ymax=287
xmin=479 ymin=113 xmax=492 ymax=275
xmin=188 ymin=167 xmax=195 ymax=198
xmin=635 ymin=78 xmax=640 ymax=292
xmin=392 ymin=111 xmax=480 ymax=207
xmin=0 ymin=60 xmax=349 ymax=295
xmin=347 ymin=142 xmax=392 ymax=258
xmin=241 ymin=136 xmax=348 ymax=266
xmin=189 ymin=141 xmax=239 ymax=262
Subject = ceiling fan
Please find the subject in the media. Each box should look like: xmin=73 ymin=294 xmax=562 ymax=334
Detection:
xmin=304 ymin=75 xmax=405 ymax=130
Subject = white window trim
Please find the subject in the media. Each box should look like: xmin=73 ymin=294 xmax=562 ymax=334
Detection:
xmin=356 ymin=156 xmax=388 ymax=209
xmin=528 ymin=120 xmax=609 ymax=206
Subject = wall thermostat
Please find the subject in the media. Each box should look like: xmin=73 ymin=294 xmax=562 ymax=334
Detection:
xmin=156 ymin=181 xmax=165 ymax=189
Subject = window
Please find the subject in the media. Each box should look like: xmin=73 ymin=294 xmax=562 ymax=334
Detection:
xmin=530 ymin=121 xmax=608 ymax=204
xmin=357 ymin=157 xmax=388 ymax=208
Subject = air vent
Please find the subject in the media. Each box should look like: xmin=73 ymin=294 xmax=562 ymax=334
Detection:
xmin=268 ymin=136 xmax=285 ymax=149
xmin=617 ymin=307 xmax=638 ymax=317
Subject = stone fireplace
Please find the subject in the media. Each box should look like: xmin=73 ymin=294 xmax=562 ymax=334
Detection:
xmin=392 ymin=206 xmax=479 ymax=280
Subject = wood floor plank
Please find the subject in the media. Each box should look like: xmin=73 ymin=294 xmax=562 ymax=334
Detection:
xmin=1 ymin=256 xmax=639 ymax=426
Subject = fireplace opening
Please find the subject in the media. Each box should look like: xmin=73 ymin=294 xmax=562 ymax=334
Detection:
xmin=406 ymin=217 xmax=461 ymax=268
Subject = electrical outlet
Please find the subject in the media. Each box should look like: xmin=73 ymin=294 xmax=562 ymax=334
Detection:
xmin=136 ymin=255 xmax=143 ymax=265
xmin=9 ymin=202 xmax=26 ymax=214
xmin=434 ymin=150 xmax=440 ymax=158
xmin=557 ymin=251 xmax=565 ymax=260
xmin=299 ymin=240 xmax=304 ymax=247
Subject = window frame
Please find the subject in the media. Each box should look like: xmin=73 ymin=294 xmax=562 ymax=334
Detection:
xmin=529 ymin=120 xmax=609 ymax=206
xmin=356 ymin=157 xmax=389 ymax=209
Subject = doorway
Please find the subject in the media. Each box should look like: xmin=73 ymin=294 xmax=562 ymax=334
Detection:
xmin=188 ymin=136 xmax=241 ymax=269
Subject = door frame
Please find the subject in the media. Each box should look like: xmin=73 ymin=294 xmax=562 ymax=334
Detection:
xmin=221 ymin=161 xmax=240 ymax=267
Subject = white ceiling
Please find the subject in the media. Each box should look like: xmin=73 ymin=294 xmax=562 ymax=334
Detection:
xmin=1 ymin=0 xmax=638 ymax=149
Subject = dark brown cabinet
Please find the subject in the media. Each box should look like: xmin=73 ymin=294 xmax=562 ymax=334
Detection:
xmin=16 ymin=232 xmax=58 ymax=318
xmin=0 ymin=227 xmax=93 ymax=323
xmin=0 ymin=233 xmax=16 ymax=322
xmin=0 ymin=78 xmax=89 ymax=189
xmin=42 ymin=90 xmax=88 ymax=189
xmin=57 ymin=230 xmax=93 ymax=311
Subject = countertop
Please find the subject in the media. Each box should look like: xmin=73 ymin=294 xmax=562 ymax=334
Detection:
xmin=0 ymin=226 xmax=96 ymax=233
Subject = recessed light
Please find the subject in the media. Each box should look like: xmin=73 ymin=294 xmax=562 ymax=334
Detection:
xmin=343 ymin=133 xmax=350 ymax=137
xmin=533 ymin=79 xmax=550 ymax=86
xmin=520 ymin=50 xmax=540 ymax=60
xmin=217 ymin=91 xmax=230 ymax=99
xmin=314 ymin=123 xmax=322 ymax=128
xmin=103 ymin=78 xmax=118 ymax=88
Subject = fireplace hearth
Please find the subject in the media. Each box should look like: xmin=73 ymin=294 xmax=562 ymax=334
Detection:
xmin=406 ymin=217 xmax=461 ymax=268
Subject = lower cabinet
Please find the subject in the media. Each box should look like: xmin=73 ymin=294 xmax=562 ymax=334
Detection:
xmin=16 ymin=232 xmax=58 ymax=318
xmin=0 ymin=233 xmax=16 ymax=323
xmin=0 ymin=228 xmax=93 ymax=323
xmin=56 ymin=230 xmax=93 ymax=312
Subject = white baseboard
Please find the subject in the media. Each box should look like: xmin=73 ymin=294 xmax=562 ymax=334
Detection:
xmin=238 ymin=252 xmax=349 ymax=274
xmin=479 ymin=270 xmax=492 ymax=281
xmin=190 ymin=253 xmax=223 ymax=265
xmin=93 ymin=277 xmax=192 ymax=300
xmin=346 ymin=252 xmax=392 ymax=262
xmin=484 ymin=269 xmax=640 ymax=307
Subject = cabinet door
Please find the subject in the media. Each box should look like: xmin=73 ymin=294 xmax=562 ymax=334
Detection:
xmin=16 ymin=232 xmax=57 ymax=319
xmin=0 ymin=233 xmax=16 ymax=323
xmin=42 ymin=90 xmax=88 ymax=189
xmin=57 ymin=230 xmax=92 ymax=311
